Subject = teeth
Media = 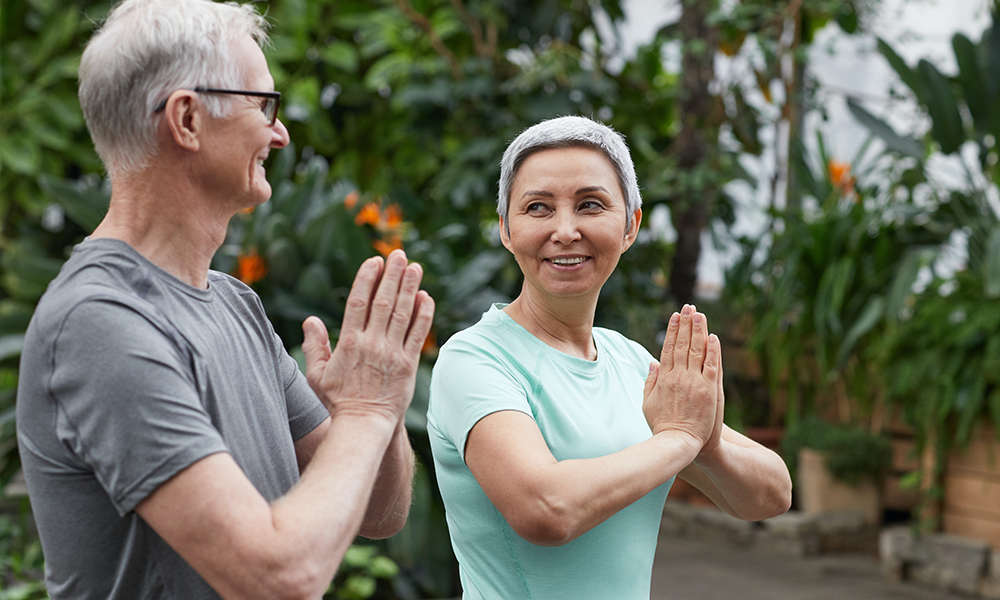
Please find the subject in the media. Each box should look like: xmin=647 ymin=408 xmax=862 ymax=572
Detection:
xmin=551 ymin=257 xmax=585 ymax=265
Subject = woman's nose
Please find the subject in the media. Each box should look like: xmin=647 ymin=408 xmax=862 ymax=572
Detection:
xmin=551 ymin=211 xmax=582 ymax=244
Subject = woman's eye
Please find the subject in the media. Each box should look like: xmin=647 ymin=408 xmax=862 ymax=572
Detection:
xmin=580 ymin=200 xmax=602 ymax=211
xmin=526 ymin=203 xmax=548 ymax=213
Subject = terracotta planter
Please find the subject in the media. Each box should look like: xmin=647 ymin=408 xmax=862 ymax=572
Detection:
xmin=942 ymin=425 xmax=1000 ymax=549
xmin=797 ymin=448 xmax=881 ymax=525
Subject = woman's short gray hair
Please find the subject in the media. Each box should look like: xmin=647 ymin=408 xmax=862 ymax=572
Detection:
xmin=78 ymin=0 xmax=268 ymax=178
xmin=497 ymin=115 xmax=642 ymax=232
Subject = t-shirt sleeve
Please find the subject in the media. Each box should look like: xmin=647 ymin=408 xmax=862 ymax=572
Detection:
xmin=48 ymin=299 xmax=229 ymax=516
xmin=277 ymin=348 xmax=329 ymax=441
xmin=429 ymin=335 xmax=532 ymax=463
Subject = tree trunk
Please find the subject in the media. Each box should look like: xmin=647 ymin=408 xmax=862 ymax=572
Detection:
xmin=668 ymin=0 xmax=719 ymax=306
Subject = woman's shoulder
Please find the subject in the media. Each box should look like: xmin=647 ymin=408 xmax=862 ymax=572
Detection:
xmin=593 ymin=326 xmax=656 ymax=364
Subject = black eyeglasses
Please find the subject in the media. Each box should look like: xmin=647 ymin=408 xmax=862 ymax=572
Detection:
xmin=153 ymin=87 xmax=281 ymax=125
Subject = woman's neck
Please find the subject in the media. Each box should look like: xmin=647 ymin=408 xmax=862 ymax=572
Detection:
xmin=503 ymin=290 xmax=598 ymax=360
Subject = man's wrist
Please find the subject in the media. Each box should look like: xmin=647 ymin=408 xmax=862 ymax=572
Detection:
xmin=329 ymin=405 xmax=401 ymax=435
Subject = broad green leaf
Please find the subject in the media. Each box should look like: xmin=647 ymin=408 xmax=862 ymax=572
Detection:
xmin=834 ymin=295 xmax=884 ymax=370
xmin=38 ymin=174 xmax=109 ymax=231
xmin=846 ymin=98 xmax=923 ymax=159
xmin=886 ymin=250 xmax=930 ymax=322
xmin=0 ymin=134 xmax=42 ymax=175
xmin=444 ymin=251 xmax=507 ymax=306
xmin=984 ymin=225 xmax=1000 ymax=299
xmin=952 ymin=33 xmax=991 ymax=134
xmin=321 ymin=42 xmax=359 ymax=73
xmin=985 ymin=24 xmax=1000 ymax=100
xmin=917 ymin=59 xmax=965 ymax=155
xmin=0 ymin=335 xmax=25 ymax=363
xmin=294 ymin=262 xmax=334 ymax=305
xmin=877 ymin=38 xmax=924 ymax=101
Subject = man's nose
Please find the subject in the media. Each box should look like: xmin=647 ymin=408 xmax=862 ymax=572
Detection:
xmin=271 ymin=118 xmax=290 ymax=148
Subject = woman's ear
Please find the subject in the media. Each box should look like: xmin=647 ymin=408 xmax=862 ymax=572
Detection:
xmin=499 ymin=216 xmax=513 ymax=253
xmin=622 ymin=207 xmax=642 ymax=252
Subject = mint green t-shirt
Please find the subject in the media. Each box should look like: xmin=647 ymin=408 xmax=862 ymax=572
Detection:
xmin=427 ymin=305 xmax=674 ymax=600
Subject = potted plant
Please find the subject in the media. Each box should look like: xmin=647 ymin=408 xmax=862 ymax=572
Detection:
xmin=783 ymin=416 xmax=893 ymax=524
xmin=879 ymin=265 xmax=1000 ymax=541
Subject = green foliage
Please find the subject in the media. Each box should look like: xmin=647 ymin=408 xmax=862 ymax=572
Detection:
xmin=0 ymin=509 xmax=47 ymax=599
xmin=879 ymin=267 xmax=1000 ymax=456
xmin=0 ymin=0 xmax=108 ymax=226
xmin=724 ymin=132 xmax=958 ymax=426
xmin=782 ymin=416 xmax=893 ymax=485
xmin=325 ymin=545 xmax=399 ymax=600
xmin=862 ymin=18 xmax=1000 ymax=182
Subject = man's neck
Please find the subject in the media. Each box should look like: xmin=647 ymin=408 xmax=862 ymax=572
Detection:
xmin=90 ymin=173 xmax=232 ymax=289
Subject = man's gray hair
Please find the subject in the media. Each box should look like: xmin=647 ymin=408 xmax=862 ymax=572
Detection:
xmin=497 ymin=115 xmax=642 ymax=233
xmin=79 ymin=0 xmax=269 ymax=178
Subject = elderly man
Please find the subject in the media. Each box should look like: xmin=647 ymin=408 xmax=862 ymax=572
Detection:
xmin=15 ymin=0 xmax=433 ymax=598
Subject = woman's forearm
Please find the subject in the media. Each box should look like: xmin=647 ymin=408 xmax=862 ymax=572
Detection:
xmin=679 ymin=426 xmax=792 ymax=522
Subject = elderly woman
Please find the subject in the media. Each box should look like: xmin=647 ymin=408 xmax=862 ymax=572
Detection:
xmin=427 ymin=116 xmax=791 ymax=599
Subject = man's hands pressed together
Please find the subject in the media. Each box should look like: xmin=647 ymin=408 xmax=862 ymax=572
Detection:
xmin=302 ymin=249 xmax=435 ymax=425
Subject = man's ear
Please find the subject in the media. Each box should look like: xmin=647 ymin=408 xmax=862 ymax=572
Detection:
xmin=622 ymin=207 xmax=642 ymax=253
xmin=162 ymin=91 xmax=202 ymax=152
xmin=499 ymin=216 xmax=513 ymax=253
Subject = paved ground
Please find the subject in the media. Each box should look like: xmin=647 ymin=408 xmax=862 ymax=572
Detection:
xmin=650 ymin=534 xmax=965 ymax=600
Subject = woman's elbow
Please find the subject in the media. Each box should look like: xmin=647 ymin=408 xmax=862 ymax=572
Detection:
xmin=506 ymin=499 xmax=579 ymax=546
xmin=746 ymin=473 xmax=793 ymax=522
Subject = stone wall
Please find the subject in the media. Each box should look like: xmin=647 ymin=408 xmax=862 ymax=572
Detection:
xmin=880 ymin=526 xmax=1000 ymax=598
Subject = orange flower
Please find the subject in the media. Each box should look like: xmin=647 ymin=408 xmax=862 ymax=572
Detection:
xmin=421 ymin=328 xmax=437 ymax=356
xmin=828 ymin=160 xmax=855 ymax=195
xmin=372 ymin=235 xmax=403 ymax=257
xmin=383 ymin=204 xmax=403 ymax=229
xmin=355 ymin=202 xmax=381 ymax=227
xmin=236 ymin=250 xmax=268 ymax=285
xmin=238 ymin=206 xmax=255 ymax=215
xmin=344 ymin=190 xmax=359 ymax=210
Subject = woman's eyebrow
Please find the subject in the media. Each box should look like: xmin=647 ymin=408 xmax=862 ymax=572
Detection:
xmin=576 ymin=186 xmax=609 ymax=195
xmin=520 ymin=190 xmax=555 ymax=199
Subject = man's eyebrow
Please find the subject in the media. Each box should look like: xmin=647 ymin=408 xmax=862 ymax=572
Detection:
xmin=576 ymin=186 xmax=609 ymax=195
xmin=520 ymin=190 xmax=555 ymax=199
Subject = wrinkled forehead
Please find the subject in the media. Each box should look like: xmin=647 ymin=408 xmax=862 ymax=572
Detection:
xmin=511 ymin=145 xmax=623 ymax=198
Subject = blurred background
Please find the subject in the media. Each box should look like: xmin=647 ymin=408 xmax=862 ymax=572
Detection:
xmin=1 ymin=0 xmax=998 ymax=598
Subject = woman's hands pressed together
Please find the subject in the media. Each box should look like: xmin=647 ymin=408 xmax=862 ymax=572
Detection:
xmin=642 ymin=304 xmax=721 ymax=451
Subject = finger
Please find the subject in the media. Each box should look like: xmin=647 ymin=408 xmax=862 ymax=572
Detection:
xmin=717 ymin=346 xmax=725 ymax=408
xmin=660 ymin=312 xmax=679 ymax=371
xmin=689 ymin=311 xmax=708 ymax=370
xmin=386 ymin=261 xmax=423 ymax=346
xmin=675 ymin=304 xmax=694 ymax=370
xmin=403 ymin=290 xmax=435 ymax=358
xmin=367 ymin=249 xmax=409 ymax=334
xmin=302 ymin=316 xmax=331 ymax=385
xmin=702 ymin=332 xmax=721 ymax=386
xmin=342 ymin=256 xmax=384 ymax=333
xmin=643 ymin=362 xmax=659 ymax=400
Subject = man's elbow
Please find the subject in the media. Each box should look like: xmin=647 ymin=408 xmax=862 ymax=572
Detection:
xmin=358 ymin=509 xmax=409 ymax=540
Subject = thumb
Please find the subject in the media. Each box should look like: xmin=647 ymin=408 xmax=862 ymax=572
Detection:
xmin=302 ymin=316 xmax=331 ymax=376
xmin=643 ymin=361 xmax=659 ymax=400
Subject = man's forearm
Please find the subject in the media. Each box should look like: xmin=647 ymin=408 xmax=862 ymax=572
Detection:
xmin=358 ymin=421 xmax=414 ymax=538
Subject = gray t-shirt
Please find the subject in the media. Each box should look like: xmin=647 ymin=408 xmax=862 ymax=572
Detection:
xmin=16 ymin=238 xmax=329 ymax=599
